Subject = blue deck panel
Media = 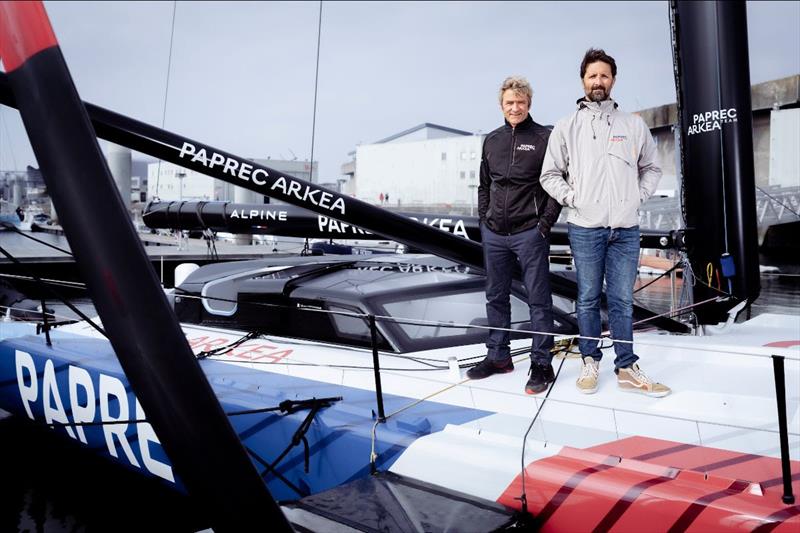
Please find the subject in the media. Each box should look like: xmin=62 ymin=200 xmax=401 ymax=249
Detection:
xmin=0 ymin=327 xmax=488 ymax=500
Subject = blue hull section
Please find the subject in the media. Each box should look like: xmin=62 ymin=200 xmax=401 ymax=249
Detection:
xmin=0 ymin=325 xmax=488 ymax=501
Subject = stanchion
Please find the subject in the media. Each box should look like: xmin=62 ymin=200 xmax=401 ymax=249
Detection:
xmin=369 ymin=315 xmax=386 ymax=422
xmin=40 ymin=298 xmax=51 ymax=346
xmin=771 ymin=354 xmax=796 ymax=504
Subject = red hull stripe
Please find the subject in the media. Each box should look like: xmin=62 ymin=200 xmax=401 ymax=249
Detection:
xmin=751 ymin=505 xmax=800 ymax=533
xmin=533 ymin=458 xmax=618 ymax=526
xmin=500 ymin=436 xmax=800 ymax=531
xmin=764 ymin=340 xmax=800 ymax=348
xmin=589 ymin=436 xmax=789 ymax=483
xmin=666 ymin=479 xmax=750 ymax=533
xmin=592 ymin=475 xmax=676 ymax=532
xmin=695 ymin=453 xmax=762 ymax=472
xmin=0 ymin=1 xmax=58 ymax=72
xmin=631 ymin=442 xmax=696 ymax=461
xmin=762 ymin=472 xmax=800 ymax=489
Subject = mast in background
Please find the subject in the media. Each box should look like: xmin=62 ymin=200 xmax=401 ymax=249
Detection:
xmin=670 ymin=0 xmax=761 ymax=324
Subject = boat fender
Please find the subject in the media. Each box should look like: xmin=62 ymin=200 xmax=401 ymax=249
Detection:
xmin=448 ymin=356 xmax=462 ymax=381
xmin=175 ymin=263 xmax=199 ymax=287
xmin=720 ymin=253 xmax=736 ymax=278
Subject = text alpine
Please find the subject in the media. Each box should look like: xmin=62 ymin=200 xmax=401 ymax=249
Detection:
xmin=178 ymin=142 xmax=346 ymax=215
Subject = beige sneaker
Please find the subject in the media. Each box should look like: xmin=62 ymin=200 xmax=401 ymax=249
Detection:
xmin=577 ymin=357 xmax=599 ymax=394
xmin=617 ymin=363 xmax=671 ymax=397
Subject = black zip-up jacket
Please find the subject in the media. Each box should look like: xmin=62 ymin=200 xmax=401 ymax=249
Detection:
xmin=478 ymin=114 xmax=562 ymax=235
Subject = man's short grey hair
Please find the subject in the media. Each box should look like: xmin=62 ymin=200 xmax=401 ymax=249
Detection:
xmin=499 ymin=76 xmax=532 ymax=105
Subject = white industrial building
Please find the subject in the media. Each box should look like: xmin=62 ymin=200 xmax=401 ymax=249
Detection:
xmin=637 ymin=74 xmax=800 ymax=194
xmin=147 ymin=158 xmax=318 ymax=203
xmin=342 ymin=123 xmax=485 ymax=214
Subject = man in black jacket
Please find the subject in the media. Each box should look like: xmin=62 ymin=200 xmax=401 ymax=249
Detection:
xmin=467 ymin=76 xmax=562 ymax=394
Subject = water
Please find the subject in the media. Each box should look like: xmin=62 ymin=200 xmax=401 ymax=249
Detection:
xmin=1 ymin=265 xmax=797 ymax=531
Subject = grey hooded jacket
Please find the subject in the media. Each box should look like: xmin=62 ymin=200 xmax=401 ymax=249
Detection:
xmin=540 ymin=98 xmax=662 ymax=229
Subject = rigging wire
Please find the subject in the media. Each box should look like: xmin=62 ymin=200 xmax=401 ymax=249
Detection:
xmin=195 ymin=330 xmax=263 ymax=359
xmin=0 ymin=273 xmax=85 ymax=290
xmin=0 ymin=244 xmax=106 ymax=338
xmin=182 ymin=290 xmax=776 ymax=360
xmin=0 ymin=256 xmax=734 ymax=357
xmin=0 ymin=304 xmax=78 ymax=324
xmin=175 ymin=288 xmax=708 ymax=346
xmin=2 ymin=232 xmax=778 ymax=359
xmin=632 ymin=260 xmax=682 ymax=295
xmin=367 ymin=345 xmax=570 ymax=476
xmin=757 ymin=186 xmax=800 ymax=218
xmin=713 ymin=5 xmax=731 ymax=257
xmin=45 ymin=364 xmax=797 ymax=441
xmin=308 ymin=0 xmax=323 ymax=183
xmin=245 ymin=446 xmax=307 ymax=498
xmin=515 ymin=355 xmax=567 ymax=522
xmin=0 ymin=105 xmax=19 ymax=170
xmin=0 ymin=223 xmax=72 ymax=255
xmin=153 ymin=0 xmax=178 ymax=201
xmin=195 ymin=327 xmax=527 ymax=371
xmin=202 ymin=228 xmax=219 ymax=260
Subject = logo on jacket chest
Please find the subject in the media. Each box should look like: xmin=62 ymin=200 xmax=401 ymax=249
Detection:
xmin=610 ymin=135 xmax=627 ymax=142
xmin=516 ymin=143 xmax=536 ymax=152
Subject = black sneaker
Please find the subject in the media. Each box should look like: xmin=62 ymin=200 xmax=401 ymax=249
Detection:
xmin=467 ymin=357 xmax=514 ymax=380
xmin=525 ymin=362 xmax=555 ymax=395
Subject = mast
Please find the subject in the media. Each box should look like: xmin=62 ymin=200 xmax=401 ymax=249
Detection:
xmin=670 ymin=0 xmax=761 ymax=324
xmin=0 ymin=3 xmax=292 ymax=530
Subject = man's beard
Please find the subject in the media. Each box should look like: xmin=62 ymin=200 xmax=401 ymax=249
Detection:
xmin=588 ymin=86 xmax=608 ymax=102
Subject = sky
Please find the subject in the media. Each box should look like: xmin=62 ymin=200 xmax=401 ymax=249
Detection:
xmin=1 ymin=0 xmax=798 ymax=182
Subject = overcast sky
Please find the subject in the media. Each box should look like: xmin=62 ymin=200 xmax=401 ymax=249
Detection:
xmin=1 ymin=1 xmax=798 ymax=181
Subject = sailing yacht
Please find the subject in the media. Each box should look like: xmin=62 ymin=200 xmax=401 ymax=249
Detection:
xmin=0 ymin=0 xmax=796 ymax=530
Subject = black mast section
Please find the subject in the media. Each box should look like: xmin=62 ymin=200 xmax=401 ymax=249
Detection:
xmin=142 ymin=200 xmax=677 ymax=250
xmin=671 ymin=0 xmax=761 ymax=324
xmin=0 ymin=3 xmax=291 ymax=530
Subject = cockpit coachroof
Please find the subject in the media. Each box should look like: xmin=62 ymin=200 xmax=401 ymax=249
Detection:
xmin=174 ymin=254 xmax=569 ymax=353
xmin=173 ymin=253 xmax=685 ymax=353
xmin=176 ymin=254 xmax=478 ymax=297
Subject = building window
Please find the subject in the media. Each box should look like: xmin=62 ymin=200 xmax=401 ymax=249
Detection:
xmin=469 ymin=170 xmax=476 ymax=180
xmin=441 ymin=152 xmax=447 ymax=161
xmin=471 ymin=152 xmax=477 ymax=160
xmin=460 ymin=171 xmax=466 ymax=179
xmin=460 ymin=152 xmax=467 ymax=160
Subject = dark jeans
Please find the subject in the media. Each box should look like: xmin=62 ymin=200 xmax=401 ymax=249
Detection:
xmin=482 ymin=224 xmax=554 ymax=365
xmin=567 ymin=223 xmax=640 ymax=369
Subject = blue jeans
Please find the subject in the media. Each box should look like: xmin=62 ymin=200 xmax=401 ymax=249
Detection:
xmin=567 ymin=224 xmax=640 ymax=369
xmin=482 ymin=224 xmax=554 ymax=365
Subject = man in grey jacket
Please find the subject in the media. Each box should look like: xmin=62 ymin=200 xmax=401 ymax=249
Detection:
xmin=540 ymin=48 xmax=671 ymax=397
